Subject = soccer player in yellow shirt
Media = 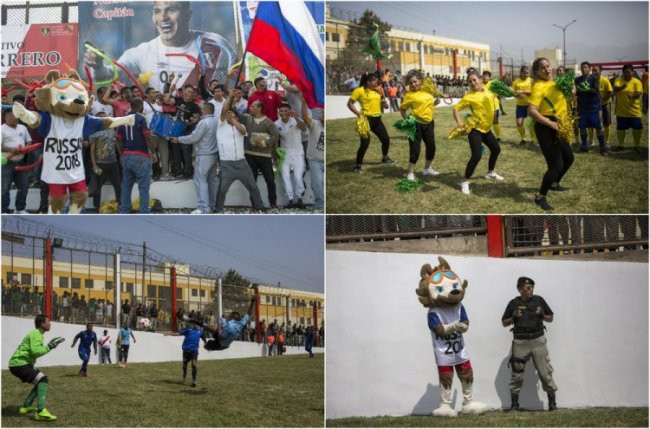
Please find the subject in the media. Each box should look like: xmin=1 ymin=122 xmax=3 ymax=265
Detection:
xmin=482 ymin=70 xmax=502 ymax=143
xmin=512 ymin=66 xmax=535 ymax=145
xmin=528 ymin=57 xmax=575 ymax=211
xmin=453 ymin=70 xmax=504 ymax=195
xmin=612 ymin=64 xmax=644 ymax=152
xmin=591 ymin=65 xmax=613 ymax=146
xmin=399 ymin=69 xmax=440 ymax=181
xmin=347 ymin=72 xmax=394 ymax=173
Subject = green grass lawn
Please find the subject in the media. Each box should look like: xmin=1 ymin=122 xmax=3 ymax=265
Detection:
xmin=2 ymin=354 xmax=323 ymax=427
xmin=326 ymin=407 xmax=649 ymax=427
xmin=326 ymin=98 xmax=648 ymax=214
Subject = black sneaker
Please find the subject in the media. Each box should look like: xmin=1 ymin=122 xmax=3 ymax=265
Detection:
xmin=519 ymin=140 xmax=527 ymax=146
xmin=381 ymin=156 xmax=396 ymax=164
xmin=533 ymin=196 xmax=554 ymax=211
xmin=191 ymin=381 xmax=197 ymax=388
xmin=353 ymin=166 xmax=363 ymax=174
xmin=549 ymin=184 xmax=569 ymax=192
xmin=578 ymin=147 xmax=589 ymax=153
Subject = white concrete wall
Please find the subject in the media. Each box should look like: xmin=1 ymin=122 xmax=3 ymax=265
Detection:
xmin=326 ymin=250 xmax=649 ymax=418
xmin=8 ymin=173 xmax=315 ymax=211
xmin=2 ymin=317 xmax=322 ymax=369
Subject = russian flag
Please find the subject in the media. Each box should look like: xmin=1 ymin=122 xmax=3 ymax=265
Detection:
xmin=246 ymin=1 xmax=324 ymax=108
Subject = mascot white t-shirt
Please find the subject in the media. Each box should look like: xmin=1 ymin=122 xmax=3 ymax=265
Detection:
xmin=428 ymin=304 xmax=469 ymax=366
xmin=38 ymin=112 xmax=104 ymax=185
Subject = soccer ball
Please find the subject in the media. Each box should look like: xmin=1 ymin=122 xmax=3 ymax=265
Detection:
xmin=140 ymin=318 xmax=151 ymax=329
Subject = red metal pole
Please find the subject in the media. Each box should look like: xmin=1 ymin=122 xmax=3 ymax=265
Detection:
xmin=312 ymin=303 xmax=319 ymax=347
xmin=45 ymin=237 xmax=52 ymax=319
xmin=498 ymin=57 xmax=504 ymax=79
xmin=453 ymin=49 xmax=458 ymax=79
xmin=486 ymin=215 xmax=505 ymax=258
xmin=171 ymin=266 xmax=177 ymax=332
xmin=255 ymin=287 xmax=261 ymax=343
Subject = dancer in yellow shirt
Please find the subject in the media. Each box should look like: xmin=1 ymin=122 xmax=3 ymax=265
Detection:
xmin=399 ymin=69 xmax=440 ymax=181
xmin=482 ymin=70 xmax=503 ymax=143
xmin=347 ymin=72 xmax=394 ymax=173
xmin=528 ymin=57 xmax=575 ymax=211
xmin=612 ymin=64 xmax=644 ymax=152
xmin=453 ymin=71 xmax=504 ymax=195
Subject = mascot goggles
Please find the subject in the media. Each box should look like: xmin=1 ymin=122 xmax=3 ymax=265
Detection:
xmin=430 ymin=271 xmax=458 ymax=283
xmin=51 ymin=79 xmax=85 ymax=92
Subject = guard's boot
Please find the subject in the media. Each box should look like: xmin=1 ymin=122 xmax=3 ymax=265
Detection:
xmin=510 ymin=393 xmax=520 ymax=411
xmin=548 ymin=392 xmax=557 ymax=411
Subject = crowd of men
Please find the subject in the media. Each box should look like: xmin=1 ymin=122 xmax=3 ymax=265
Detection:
xmin=2 ymin=74 xmax=324 ymax=214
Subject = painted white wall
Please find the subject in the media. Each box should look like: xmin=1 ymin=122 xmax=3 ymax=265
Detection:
xmin=326 ymin=250 xmax=649 ymax=418
xmin=2 ymin=317 xmax=322 ymax=369
xmin=8 ymin=173 xmax=315 ymax=211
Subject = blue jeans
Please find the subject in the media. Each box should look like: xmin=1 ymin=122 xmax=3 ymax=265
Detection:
xmin=308 ymin=159 xmax=324 ymax=209
xmin=194 ymin=154 xmax=218 ymax=212
xmin=119 ymin=154 xmax=152 ymax=214
xmin=78 ymin=348 xmax=91 ymax=374
xmin=2 ymin=163 xmax=29 ymax=212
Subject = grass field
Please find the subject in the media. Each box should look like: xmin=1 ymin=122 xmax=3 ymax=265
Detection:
xmin=326 ymin=98 xmax=649 ymax=214
xmin=2 ymin=354 xmax=323 ymax=427
xmin=326 ymin=407 xmax=649 ymax=427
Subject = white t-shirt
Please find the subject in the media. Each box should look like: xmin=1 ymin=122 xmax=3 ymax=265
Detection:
xmin=209 ymin=99 xmax=225 ymax=121
xmin=275 ymin=117 xmax=304 ymax=155
xmin=306 ymin=118 xmax=324 ymax=162
xmin=428 ymin=306 xmax=469 ymax=366
xmin=1 ymin=123 xmax=32 ymax=162
xmin=143 ymin=100 xmax=163 ymax=125
xmin=217 ymin=117 xmax=246 ymax=161
xmin=234 ymin=98 xmax=248 ymax=115
xmin=91 ymin=101 xmax=114 ymax=117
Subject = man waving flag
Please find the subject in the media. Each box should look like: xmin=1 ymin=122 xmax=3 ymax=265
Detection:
xmin=246 ymin=1 xmax=324 ymax=108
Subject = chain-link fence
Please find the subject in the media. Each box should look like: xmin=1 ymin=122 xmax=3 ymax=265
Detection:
xmin=504 ymin=215 xmax=648 ymax=256
xmin=326 ymin=215 xmax=487 ymax=243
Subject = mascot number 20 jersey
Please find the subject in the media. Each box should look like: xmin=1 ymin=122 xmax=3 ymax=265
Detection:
xmin=428 ymin=305 xmax=469 ymax=366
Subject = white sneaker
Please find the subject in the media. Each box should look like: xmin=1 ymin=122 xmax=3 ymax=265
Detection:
xmin=422 ymin=168 xmax=440 ymax=176
xmin=460 ymin=181 xmax=471 ymax=195
xmin=485 ymin=171 xmax=504 ymax=181
xmin=15 ymin=210 xmax=29 ymax=214
xmin=190 ymin=208 xmax=204 ymax=214
xmin=407 ymin=172 xmax=416 ymax=181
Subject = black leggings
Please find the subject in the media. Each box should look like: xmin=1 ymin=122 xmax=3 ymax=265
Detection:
xmin=409 ymin=121 xmax=436 ymax=164
xmin=464 ymin=129 xmax=501 ymax=179
xmin=356 ymin=116 xmax=390 ymax=165
xmin=535 ymin=120 xmax=574 ymax=195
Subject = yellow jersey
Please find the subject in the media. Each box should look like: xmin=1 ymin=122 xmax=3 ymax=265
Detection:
xmin=484 ymin=80 xmax=501 ymax=110
xmin=350 ymin=87 xmax=383 ymax=117
xmin=529 ymin=79 xmax=568 ymax=118
xmin=614 ymin=77 xmax=643 ymax=118
xmin=512 ymin=77 xmax=533 ymax=106
xmin=599 ymin=76 xmax=613 ymax=105
xmin=454 ymin=89 xmax=494 ymax=134
xmin=400 ymin=90 xmax=435 ymax=123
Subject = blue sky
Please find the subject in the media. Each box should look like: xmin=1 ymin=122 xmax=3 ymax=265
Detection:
xmin=12 ymin=216 xmax=324 ymax=293
xmin=330 ymin=1 xmax=649 ymax=64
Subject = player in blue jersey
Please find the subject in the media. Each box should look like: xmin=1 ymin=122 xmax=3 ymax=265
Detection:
xmin=70 ymin=323 xmax=98 ymax=377
xmin=575 ymin=61 xmax=607 ymax=154
xmin=177 ymin=325 xmax=206 ymax=387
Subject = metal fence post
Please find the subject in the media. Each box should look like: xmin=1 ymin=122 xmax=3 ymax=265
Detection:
xmin=114 ymin=252 xmax=121 ymax=329
xmin=217 ymin=278 xmax=223 ymax=320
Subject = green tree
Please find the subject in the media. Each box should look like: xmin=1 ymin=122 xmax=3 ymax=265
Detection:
xmin=220 ymin=269 xmax=254 ymax=315
xmin=334 ymin=10 xmax=392 ymax=72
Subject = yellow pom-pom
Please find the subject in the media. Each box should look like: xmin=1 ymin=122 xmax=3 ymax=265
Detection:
xmin=447 ymin=118 xmax=478 ymax=139
xmin=131 ymin=198 xmax=156 ymax=212
xmin=557 ymin=112 xmax=577 ymax=144
xmin=355 ymin=115 xmax=370 ymax=138
xmin=99 ymin=200 xmax=119 ymax=214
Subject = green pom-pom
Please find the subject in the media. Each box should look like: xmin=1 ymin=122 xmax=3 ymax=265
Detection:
xmin=1 ymin=154 xmax=7 ymax=166
xmin=488 ymin=79 xmax=514 ymax=97
xmin=554 ymin=69 xmax=576 ymax=98
xmin=396 ymin=178 xmax=424 ymax=192
xmin=394 ymin=115 xmax=418 ymax=141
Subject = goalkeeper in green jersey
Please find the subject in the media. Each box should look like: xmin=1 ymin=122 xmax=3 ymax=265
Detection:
xmin=8 ymin=314 xmax=65 ymax=421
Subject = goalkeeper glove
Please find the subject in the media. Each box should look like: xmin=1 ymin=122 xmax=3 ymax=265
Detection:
xmin=47 ymin=337 xmax=65 ymax=350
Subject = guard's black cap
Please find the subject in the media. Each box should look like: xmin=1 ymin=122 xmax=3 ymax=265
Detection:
xmin=517 ymin=276 xmax=535 ymax=289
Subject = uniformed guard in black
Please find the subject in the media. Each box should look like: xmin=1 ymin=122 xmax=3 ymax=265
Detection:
xmin=502 ymin=276 xmax=558 ymax=411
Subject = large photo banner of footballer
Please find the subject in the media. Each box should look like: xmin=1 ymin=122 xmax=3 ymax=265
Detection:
xmin=78 ymin=1 xmax=241 ymax=94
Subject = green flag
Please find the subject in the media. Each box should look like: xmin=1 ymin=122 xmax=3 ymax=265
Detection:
xmin=362 ymin=29 xmax=392 ymax=61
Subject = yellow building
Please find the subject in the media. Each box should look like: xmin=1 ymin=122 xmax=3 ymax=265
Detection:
xmin=326 ymin=6 xmax=491 ymax=77
xmin=2 ymin=254 xmax=324 ymax=326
